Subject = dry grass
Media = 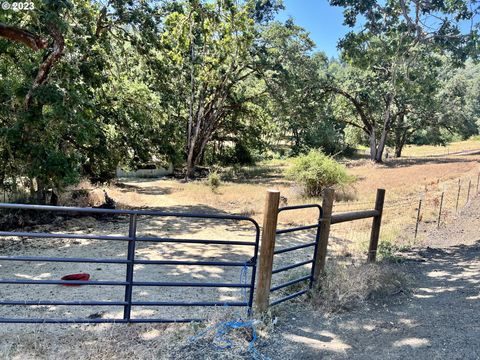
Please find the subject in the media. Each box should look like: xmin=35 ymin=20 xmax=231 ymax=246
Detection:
xmin=312 ymin=262 xmax=410 ymax=314
xmin=110 ymin=145 xmax=480 ymax=216
xmin=0 ymin=308 xmax=272 ymax=360
xmin=401 ymin=139 xmax=480 ymax=157
xmin=106 ymin=140 xmax=480 ymax=256
xmin=0 ymin=323 xmax=190 ymax=360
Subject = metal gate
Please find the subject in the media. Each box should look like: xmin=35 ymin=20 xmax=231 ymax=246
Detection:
xmin=270 ymin=204 xmax=323 ymax=306
xmin=0 ymin=203 xmax=260 ymax=323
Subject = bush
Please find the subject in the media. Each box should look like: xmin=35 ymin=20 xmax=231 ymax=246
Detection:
xmin=285 ymin=150 xmax=355 ymax=197
xmin=206 ymin=171 xmax=221 ymax=191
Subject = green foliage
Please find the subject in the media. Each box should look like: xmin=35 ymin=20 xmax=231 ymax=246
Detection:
xmin=0 ymin=0 xmax=479 ymax=202
xmin=207 ymin=142 xmax=255 ymax=166
xmin=206 ymin=171 xmax=221 ymax=191
xmin=0 ymin=0 xmax=170 ymax=200
xmin=437 ymin=61 xmax=480 ymax=139
xmin=285 ymin=150 xmax=355 ymax=197
xmin=327 ymin=0 xmax=479 ymax=160
xmin=377 ymin=240 xmax=408 ymax=263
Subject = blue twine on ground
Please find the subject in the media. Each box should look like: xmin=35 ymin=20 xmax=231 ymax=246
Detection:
xmin=188 ymin=261 xmax=270 ymax=360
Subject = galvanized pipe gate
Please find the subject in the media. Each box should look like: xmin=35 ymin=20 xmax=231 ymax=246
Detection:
xmin=269 ymin=204 xmax=323 ymax=306
xmin=0 ymin=203 xmax=260 ymax=323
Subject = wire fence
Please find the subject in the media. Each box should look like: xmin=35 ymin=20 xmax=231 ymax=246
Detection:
xmin=329 ymin=171 xmax=480 ymax=258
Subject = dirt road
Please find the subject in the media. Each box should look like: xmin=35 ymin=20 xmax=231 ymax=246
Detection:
xmin=264 ymin=197 xmax=480 ymax=359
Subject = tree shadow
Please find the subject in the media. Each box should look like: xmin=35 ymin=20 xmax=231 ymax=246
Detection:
xmin=379 ymin=154 xmax=480 ymax=169
xmin=114 ymin=181 xmax=174 ymax=196
xmin=222 ymin=165 xmax=291 ymax=186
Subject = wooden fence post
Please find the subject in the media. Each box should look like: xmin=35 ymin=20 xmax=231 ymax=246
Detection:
xmin=456 ymin=179 xmax=461 ymax=212
xmin=467 ymin=180 xmax=471 ymax=204
xmin=312 ymin=188 xmax=334 ymax=287
xmin=437 ymin=192 xmax=444 ymax=228
xmin=254 ymin=189 xmax=280 ymax=314
xmin=367 ymin=189 xmax=385 ymax=262
xmin=414 ymin=199 xmax=422 ymax=240
xmin=476 ymin=173 xmax=479 ymax=195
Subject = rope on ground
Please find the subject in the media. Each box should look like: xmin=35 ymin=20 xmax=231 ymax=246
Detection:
xmin=188 ymin=261 xmax=270 ymax=360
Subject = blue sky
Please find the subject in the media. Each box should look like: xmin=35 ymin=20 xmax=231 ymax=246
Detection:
xmin=276 ymin=1 xmax=477 ymax=58
xmin=276 ymin=0 xmax=350 ymax=58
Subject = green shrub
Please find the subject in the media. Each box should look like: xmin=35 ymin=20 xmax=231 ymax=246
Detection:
xmin=377 ymin=240 xmax=410 ymax=262
xmin=285 ymin=150 xmax=355 ymax=197
xmin=206 ymin=171 xmax=221 ymax=191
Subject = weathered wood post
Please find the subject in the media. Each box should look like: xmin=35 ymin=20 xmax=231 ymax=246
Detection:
xmin=414 ymin=198 xmax=422 ymax=240
xmin=456 ymin=179 xmax=461 ymax=212
xmin=367 ymin=189 xmax=385 ymax=262
xmin=312 ymin=188 xmax=335 ymax=287
xmin=437 ymin=192 xmax=444 ymax=228
xmin=467 ymin=180 xmax=471 ymax=204
xmin=477 ymin=173 xmax=480 ymax=195
xmin=255 ymin=189 xmax=280 ymax=313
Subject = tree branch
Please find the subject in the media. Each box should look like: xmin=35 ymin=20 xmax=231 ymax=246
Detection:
xmin=24 ymin=24 xmax=65 ymax=109
xmin=95 ymin=6 xmax=109 ymax=37
xmin=324 ymin=85 xmax=373 ymax=132
xmin=0 ymin=23 xmax=47 ymax=51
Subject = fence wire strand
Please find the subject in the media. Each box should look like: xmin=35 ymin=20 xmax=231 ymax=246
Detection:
xmin=328 ymin=170 xmax=480 ymax=259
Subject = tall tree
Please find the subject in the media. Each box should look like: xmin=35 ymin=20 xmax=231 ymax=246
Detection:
xmin=329 ymin=0 xmax=479 ymax=162
xmin=155 ymin=0 xmax=281 ymax=178
xmin=0 ymin=0 xmax=166 ymax=202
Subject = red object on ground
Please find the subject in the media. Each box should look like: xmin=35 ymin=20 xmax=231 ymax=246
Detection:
xmin=60 ymin=273 xmax=90 ymax=286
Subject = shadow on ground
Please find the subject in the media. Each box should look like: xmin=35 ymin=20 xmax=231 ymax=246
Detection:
xmin=264 ymin=241 xmax=480 ymax=359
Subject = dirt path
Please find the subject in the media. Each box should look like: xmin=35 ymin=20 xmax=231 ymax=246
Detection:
xmin=265 ymin=197 xmax=480 ymax=359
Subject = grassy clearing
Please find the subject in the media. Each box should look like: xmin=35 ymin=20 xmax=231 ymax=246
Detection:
xmin=356 ymin=139 xmax=480 ymax=158
xmin=112 ymin=156 xmax=478 ymax=223
xmin=401 ymin=139 xmax=480 ymax=157
xmin=106 ymin=140 xmax=480 ymax=257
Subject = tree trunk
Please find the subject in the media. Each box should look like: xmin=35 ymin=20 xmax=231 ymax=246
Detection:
xmin=394 ymin=144 xmax=403 ymax=158
xmin=185 ymin=127 xmax=212 ymax=179
xmin=368 ymin=129 xmax=377 ymax=161
xmin=393 ymin=114 xmax=408 ymax=158
xmin=394 ymin=127 xmax=402 ymax=158
xmin=373 ymin=94 xmax=394 ymax=163
xmin=292 ymin=128 xmax=301 ymax=153
xmin=186 ymin=146 xmax=197 ymax=179
xmin=33 ymin=178 xmax=47 ymax=204
xmin=394 ymin=130 xmax=408 ymax=158
xmin=375 ymin=128 xmax=388 ymax=162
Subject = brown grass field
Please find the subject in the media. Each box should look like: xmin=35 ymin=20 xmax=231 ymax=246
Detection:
xmin=109 ymin=140 xmax=480 ymax=218
xmin=0 ymin=140 xmax=479 ymax=359
xmin=106 ymin=140 xmax=480 ymax=253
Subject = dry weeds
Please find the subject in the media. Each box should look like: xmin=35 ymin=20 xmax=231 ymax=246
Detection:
xmin=0 ymin=308 xmax=273 ymax=360
xmin=312 ymin=262 xmax=410 ymax=314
